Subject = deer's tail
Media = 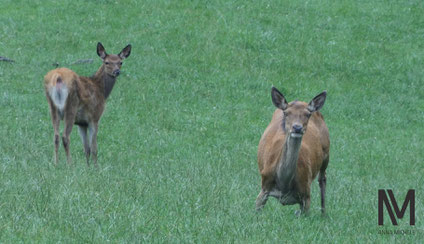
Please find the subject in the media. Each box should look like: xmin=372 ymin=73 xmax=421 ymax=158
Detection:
xmin=44 ymin=69 xmax=75 ymax=111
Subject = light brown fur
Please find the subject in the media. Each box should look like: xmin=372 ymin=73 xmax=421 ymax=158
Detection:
xmin=256 ymin=88 xmax=330 ymax=215
xmin=44 ymin=43 xmax=131 ymax=166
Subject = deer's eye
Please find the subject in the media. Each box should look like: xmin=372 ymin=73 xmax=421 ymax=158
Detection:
xmin=105 ymin=62 xmax=109 ymax=65
xmin=119 ymin=62 xmax=123 ymax=65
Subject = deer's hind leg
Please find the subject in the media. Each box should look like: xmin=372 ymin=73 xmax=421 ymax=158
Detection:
xmin=62 ymin=101 xmax=78 ymax=165
xmin=47 ymin=96 xmax=61 ymax=164
xmin=318 ymin=157 xmax=329 ymax=215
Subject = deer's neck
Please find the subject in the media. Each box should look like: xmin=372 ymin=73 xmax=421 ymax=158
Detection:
xmin=276 ymin=134 xmax=302 ymax=191
xmin=93 ymin=65 xmax=117 ymax=99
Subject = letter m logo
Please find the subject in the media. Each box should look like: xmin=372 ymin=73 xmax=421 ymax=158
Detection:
xmin=378 ymin=189 xmax=415 ymax=226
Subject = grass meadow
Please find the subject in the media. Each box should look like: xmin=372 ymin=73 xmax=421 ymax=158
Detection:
xmin=1 ymin=0 xmax=423 ymax=242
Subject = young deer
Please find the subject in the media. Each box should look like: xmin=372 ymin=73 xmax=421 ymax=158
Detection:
xmin=44 ymin=42 xmax=131 ymax=166
xmin=256 ymin=87 xmax=330 ymax=215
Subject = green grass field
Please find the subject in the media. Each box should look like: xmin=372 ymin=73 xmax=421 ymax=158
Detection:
xmin=1 ymin=0 xmax=423 ymax=242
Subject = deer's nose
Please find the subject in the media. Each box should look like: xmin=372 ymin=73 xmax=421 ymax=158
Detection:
xmin=113 ymin=70 xmax=120 ymax=76
xmin=292 ymin=124 xmax=303 ymax=133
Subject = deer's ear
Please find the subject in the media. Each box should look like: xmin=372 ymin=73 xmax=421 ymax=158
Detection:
xmin=308 ymin=91 xmax=327 ymax=112
xmin=97 ymin=42 xmax=107 ymax=59
xmin=271 ymin=87 xmax=288 ymax=110
xmin=119 ymin=44 xmax=131 ymax=59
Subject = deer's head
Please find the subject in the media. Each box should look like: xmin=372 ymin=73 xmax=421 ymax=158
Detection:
xmin=97 ymin=42 xmax=131 ymax=77
xmin=271 ymin=87 xmax=326 ymax=138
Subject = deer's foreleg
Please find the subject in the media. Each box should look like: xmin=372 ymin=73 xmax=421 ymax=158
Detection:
xmin=88 ymin=123 xmax=99 ymax=167
xmin=78 ymin=125 xmax=91 ymax=166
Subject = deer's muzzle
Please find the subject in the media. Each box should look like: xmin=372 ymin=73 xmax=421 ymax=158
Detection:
xmin=113 ymin=70 xmax=121 ymax=76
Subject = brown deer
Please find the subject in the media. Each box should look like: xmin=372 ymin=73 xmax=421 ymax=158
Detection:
xmin=44 ymin=42 xmax=131 ymax=166
xmin=256 ymin=87 xmax=330 ymax=215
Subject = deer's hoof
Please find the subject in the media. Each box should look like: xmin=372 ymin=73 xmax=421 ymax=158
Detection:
xmin=294 ymin=210 xmax=302 ymax=217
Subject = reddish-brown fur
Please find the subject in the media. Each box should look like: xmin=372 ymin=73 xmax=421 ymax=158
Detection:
xmin=44 ymin=42 xmax=131 ymax=166
xmin=256 ymin=87 xmax=330 ymax=215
